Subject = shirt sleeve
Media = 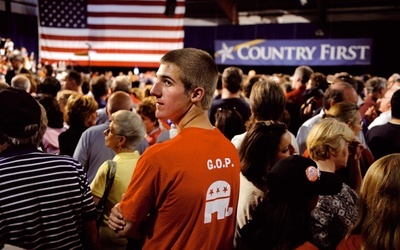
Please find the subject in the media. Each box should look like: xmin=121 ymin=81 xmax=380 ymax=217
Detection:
xmin=74 ymin=160 xmax=97 ymax=221
xmin=90 ymin=160 xmax=108 ymax=198
xmin=73 ymin=130 xmax=90 ymax=171
xmin=296 ymin=125 xmax=310 ymax=156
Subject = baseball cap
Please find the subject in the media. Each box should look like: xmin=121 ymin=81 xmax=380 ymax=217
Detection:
xmin=267 ymin=155 xmax=342 ymax=200
xmin=0 ymin=87 xmax=41 ymax=138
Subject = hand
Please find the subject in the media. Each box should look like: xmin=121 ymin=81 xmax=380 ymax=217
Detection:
xmin=108 ymin=203 xmax=126 ymax=232
xmin=364 ymin=106 xmax=377 ymax=125
xmin=347 ymin=139 xmax=364 ymax=194
xmin=303 ymin=102 xmax=313 ymax=117
xmin=348 ymin=139 xmax=364 ymax=161
xmin=301 ymin=97 xmax=315 ymax=119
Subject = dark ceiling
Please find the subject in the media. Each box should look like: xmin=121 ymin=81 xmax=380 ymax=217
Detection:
xmin=185 ymin=0 xmax=400 ymax=25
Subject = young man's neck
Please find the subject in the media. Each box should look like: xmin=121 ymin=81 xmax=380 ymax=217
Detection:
xmin=175 ymin=106 xmax=213 ymax=132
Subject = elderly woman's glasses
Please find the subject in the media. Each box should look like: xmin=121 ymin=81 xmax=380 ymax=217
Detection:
xmin=105 ymin=127 xmax=122 ymax=136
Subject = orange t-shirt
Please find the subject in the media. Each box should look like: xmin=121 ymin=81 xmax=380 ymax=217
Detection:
xmin=120 ymin=127 xmax=241 ymax=249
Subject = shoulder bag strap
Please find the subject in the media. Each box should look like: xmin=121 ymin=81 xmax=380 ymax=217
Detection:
xmin=96 ymin=160 xmax=117 ymax=227
xmin=102 ymin=160 xmax=117 ymax=201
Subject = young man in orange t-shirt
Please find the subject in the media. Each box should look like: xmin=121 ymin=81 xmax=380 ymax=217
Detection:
xmin=108 ymin=48 xmax=240 ymax=249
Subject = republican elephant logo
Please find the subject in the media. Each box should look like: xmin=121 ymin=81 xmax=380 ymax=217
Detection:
xmin=204 ymin=180 xmax=233 ymax=224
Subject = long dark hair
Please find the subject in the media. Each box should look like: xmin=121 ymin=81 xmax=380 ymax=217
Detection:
xmin=240 ymin=194 xmax=313 ymax=249
xmin=239 ymin=120 xmax=287 ymax=186
xmin=215 ymin=107 xmax=245 ymax=140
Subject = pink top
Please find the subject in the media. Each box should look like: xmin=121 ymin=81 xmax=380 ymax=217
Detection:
xmin=42 ymin=127 xmax=66 ymax=154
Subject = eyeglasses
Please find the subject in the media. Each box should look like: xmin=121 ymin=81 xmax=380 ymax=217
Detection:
xmin=105 ymin=128 xmax=111 ymax=135
xmin=105 ymin=127 xmax=122 ymax=136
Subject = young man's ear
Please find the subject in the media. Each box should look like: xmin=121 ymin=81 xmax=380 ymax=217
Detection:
xmin=191 ymin=87 xmax=204 ymax=101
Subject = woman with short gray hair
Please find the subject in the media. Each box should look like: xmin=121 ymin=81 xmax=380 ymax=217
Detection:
xmin=90 ymin=110 xmax=145 ymax=249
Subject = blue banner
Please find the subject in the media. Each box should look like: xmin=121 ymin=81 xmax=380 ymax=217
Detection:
xmin=214 ymin=39 xmax=372 ymax=66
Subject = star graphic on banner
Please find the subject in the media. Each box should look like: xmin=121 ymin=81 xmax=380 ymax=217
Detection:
xmin=216 ymin=43 xmax=235 ymax=63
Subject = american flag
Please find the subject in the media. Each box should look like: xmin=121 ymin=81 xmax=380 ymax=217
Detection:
xmin=38 ymin=0 xmax=185 ymax=68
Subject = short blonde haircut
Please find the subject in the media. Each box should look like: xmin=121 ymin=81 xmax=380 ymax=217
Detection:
xmin=307 ymin=118 xmax=355 ymax=161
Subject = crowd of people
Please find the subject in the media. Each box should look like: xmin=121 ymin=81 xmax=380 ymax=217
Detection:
xmin=1 ymin=45 xmax=400 ymax=250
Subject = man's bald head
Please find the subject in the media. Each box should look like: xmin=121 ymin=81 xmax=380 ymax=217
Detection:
xmin=106 ymin=91 xmax=133 ymax=118
xmin=330 ymin=81 xmax=358 ymax=104
xmin=11 ymin=74 xmax=31 ymax=92
xmin=323 ymin=82 xmax=358 ymax=111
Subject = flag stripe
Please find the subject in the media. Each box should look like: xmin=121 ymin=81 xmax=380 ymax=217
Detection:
xmin=40 ymin=40 xmax=183 ymax=50
xmin=40 ymin=52 xmax=165 ymax=67
xmin=40 ymin=34 xmax=183 ymax=43
xmin=87 ymin=24 xmax=183 ymax=31
xmin=41 ymin=52 xmax=167 ymax=59
xmin=41 ymin=46 xmax=171 ymax=54
xmin=54 ymin=60 xmax=161 ymax=68
xmin=39 ymin=27 xmax=184 ymax=38
xmin=88 ymin=4 xmax=185 ymax=14
xmin=88 ymin=17 xmax=184 ymax=27
xmin=38 ymin=0 xmax=185 ymax=68
xmin=88 ymin=1 xmax=185 ymax=7
xmin=88 ymin=12 xmax=185 ymax=18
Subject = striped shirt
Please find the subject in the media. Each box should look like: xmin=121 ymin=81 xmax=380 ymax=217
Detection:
xmin=0 ymin=147 xmax=96 ymax=249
